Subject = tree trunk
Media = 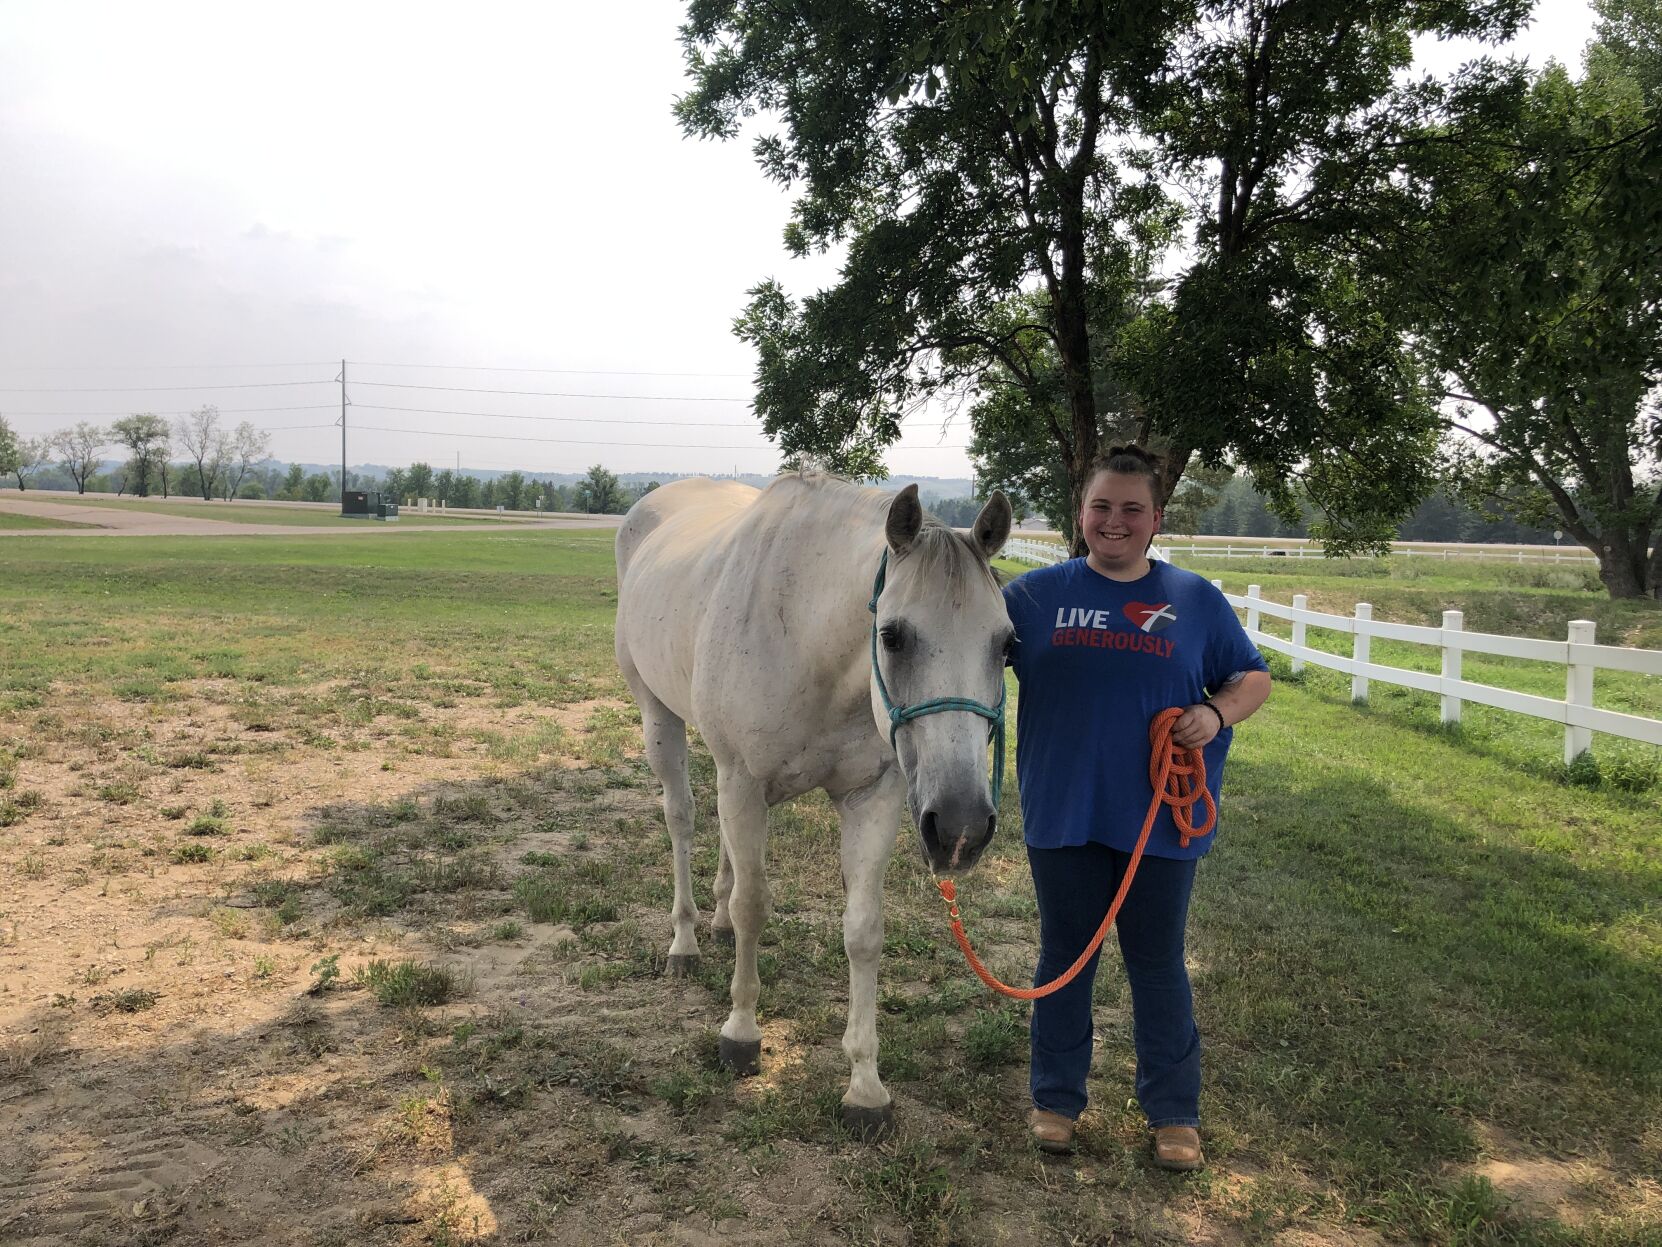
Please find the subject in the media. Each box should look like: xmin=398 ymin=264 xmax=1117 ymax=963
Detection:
xmin=1595 ymin=531 xmax=1650 ymax=599
xmin=1646 ymin=537 xmax=1661 ymax=601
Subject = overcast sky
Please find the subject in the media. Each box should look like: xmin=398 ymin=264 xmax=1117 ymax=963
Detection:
xmin=0 ymin=1 xmax=1599 ymax=481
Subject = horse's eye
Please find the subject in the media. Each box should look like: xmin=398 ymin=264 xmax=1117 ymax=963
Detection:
xmin=879 ymin=625 xmax=903 ymax=652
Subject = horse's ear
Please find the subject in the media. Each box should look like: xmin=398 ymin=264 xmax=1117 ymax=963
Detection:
xmin=971 ymin=491 xmax=1012 ymax=560
xmin=886 ymin=484 xmax=924 ymax=555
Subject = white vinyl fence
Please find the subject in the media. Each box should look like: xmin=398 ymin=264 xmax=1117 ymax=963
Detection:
xmin=1004 ymin=536 xmax=1598 ymax=565
xmin=999 ymin=538 xmax=1662 ymax=763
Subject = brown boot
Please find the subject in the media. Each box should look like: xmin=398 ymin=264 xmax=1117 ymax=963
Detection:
xmin=1152 ymin=1125 xmax=1204 ymax=1171
xmin=1027 ymin=1109 xmax=1075 ymax=1154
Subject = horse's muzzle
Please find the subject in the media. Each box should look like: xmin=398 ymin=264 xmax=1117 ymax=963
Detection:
xmin=917 ymin=805 xmax=996 ymax=875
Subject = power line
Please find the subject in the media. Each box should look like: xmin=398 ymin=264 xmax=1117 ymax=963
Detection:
xmin=0 ymin=361 xmax=339 ymax=372
xmin=347 ymin=422 xmax=968 ymax=452
xmin=353 ymin=403 xmax=760 ymax=428
xmin=0 ymin=380 xmax=332 ymax=393
xmin=352 ymin=360 xmax=750 ymax=379
xmin=351 ymin=381 xmax=751 ymax=402
xmin=2 ymin=405 xmax=340 ymax=418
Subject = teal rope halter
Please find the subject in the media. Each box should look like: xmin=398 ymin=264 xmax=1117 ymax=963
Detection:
xmin=867 ymin=548 xmax=1007 ymax=808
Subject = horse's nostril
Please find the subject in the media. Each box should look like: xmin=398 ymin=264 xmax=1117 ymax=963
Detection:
xmin=985 ymin=813 xmax=997 ymax=841
xmin=919 ymin=810 xmax=939 ymax=845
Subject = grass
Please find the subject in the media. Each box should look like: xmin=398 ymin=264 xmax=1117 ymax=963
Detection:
xmin=0 ymin=509 xmax=99 ymax=530
xmin=1 ymin=526 xmax=1655 ymax=1244
xmin=16 ymin=493 xmax=525 ymax=527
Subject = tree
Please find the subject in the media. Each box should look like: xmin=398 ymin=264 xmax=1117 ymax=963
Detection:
xmin=498 ymin=470 xmax=528 ymax=511
xmin=679 ymin=0 xmax=1527 ymax=555
xmin=574 ymin=464 xmax=624 ymax=514
xmin=221 ymin=422 xmax=270 ymax=501
xmin=277 ymin=463 xmax=305 ymax=500
xmin=109 ymin=414 xmax=170 ymax=498
xmin=0 ymin=415 xmax=18 ymax=484
xmin=52 ymin=422 xmax=107 ymax=494
xmin=301 ymin=473 xmax=333 ymax=502
xmin=1401 ymin=53 xmax=1662 ymax=596
xmin=405 ymin=461 xmax=435 ymax=500
xmin=383 ymin=466 xmax=408 ymax=502
xmin=175 ymin=405 xmax=225 ymax=500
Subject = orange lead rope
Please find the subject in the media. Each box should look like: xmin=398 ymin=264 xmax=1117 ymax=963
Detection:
xmin=937 ymin=706 xmax=1217 ymax=1001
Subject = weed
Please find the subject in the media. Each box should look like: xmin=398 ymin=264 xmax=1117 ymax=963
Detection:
xmin=353 ymin=958 xmax=467 ymax=1007
xmin=487 ymin=919 xmax=523 ymax=941
xmin=253 ymin=955 xmax=277 ymax=979
xmin=963 ymin=1008 xmax=1024 ymax=1068
xmin=171 ymin=841 xmax=216 ymax=864
xmin=208 ymin=907 xmax=251 ymax=938
xmin=307 ymin=954 xmax=342 ymax=994
xmin=90 ymin=988 xmax=161 ymax=1014
xmin=0 ymin=791 xmax=44 ymax=826
xmin=185 ymin=813 xmax=230 ymax=836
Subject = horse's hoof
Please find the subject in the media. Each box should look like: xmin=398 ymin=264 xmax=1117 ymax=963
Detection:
xmin=710 ymin=925 xmax=735 ymax=946
xmin=717 ymin=1035 xmax=761 ymax=1076
xmin=840 ymin=1102 xmax=895 ymax=1142
xmin=665 ymin=953 xmax=700 ymax=978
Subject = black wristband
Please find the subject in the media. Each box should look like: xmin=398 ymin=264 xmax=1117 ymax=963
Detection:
xmin=1201 ymin=701 xmax=1227 ymax=733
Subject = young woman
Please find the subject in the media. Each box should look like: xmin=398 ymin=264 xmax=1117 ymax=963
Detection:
xmin=1002 ymin=445 xmax=1272 ymax=1170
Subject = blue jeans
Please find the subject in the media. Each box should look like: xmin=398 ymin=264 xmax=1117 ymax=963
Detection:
xmin=1027 ymin=842 xmax=1200 ymax=1128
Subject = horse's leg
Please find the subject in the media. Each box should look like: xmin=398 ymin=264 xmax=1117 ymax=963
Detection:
xmin=623 ymin=673 xmax=702 ymax=976
xmin=714 ymin=764 xmax=770 ymax=1075
xmin=833 ymin=769 xmax=906 ymax=1140
xmin=710 ymin=836 xmax=735 ymax=945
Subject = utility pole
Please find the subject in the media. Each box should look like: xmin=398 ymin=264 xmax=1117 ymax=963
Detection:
xmin=338 ymin=358 xmax=348 ymax=506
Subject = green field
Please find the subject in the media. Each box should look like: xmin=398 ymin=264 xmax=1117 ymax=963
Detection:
xmin=1 ymin=530 xmax=1657 ymax=1246
xmin=15 ymin=494 xmax=521 ymax=526
xmin=0 ymin=510 xmax=98 ymax=530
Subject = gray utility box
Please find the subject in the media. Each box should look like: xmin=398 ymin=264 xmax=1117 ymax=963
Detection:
xmin=342 ymin=490 xmax=399 ymax=521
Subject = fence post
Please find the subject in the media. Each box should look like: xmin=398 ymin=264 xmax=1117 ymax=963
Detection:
xmin=1351 ymin=602 xmax=1372 ymax=703
xmin=1291 ymin=594 xmax=1307 ymax=674
xmin=1440 ymin=609 xmax=1464 ymax=725
xmin=1565 ymin=619 xmax=1595 ymax=764
xmin=1246 ymin=584 xmax=1261 ymax=635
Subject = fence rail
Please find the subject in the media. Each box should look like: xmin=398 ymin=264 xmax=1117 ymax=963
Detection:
xmin=997 ymin=538 xmax=1662 ymax=762
xmin=1003 ymin=536 xmax=1599 ymax=565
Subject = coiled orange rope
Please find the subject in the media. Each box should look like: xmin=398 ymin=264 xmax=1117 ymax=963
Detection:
xmin=937 ymin=706 xmax=1217 ymax=1001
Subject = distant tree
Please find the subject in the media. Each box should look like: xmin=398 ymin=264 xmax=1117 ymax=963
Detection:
xmin=1160 ymin=464 xmax=1234 ymax=536
xmin=574 ymin=464 xmax=624 ymax=514
xmin=451 ymin=473 xmax=481 ymax=509
xmin=432 ymin=468 xmax=456 ymax=505
xmin=109 ymin=413 xmax=170 ymax=498
xmin=498 ymin=470 xmax=528 ymax=511
xmin=175 ymin=405 xmax=225 ymax=500
xmin=51 ymin=425 xmax=106 ymax=492
xmin=277 ymin=463 xmax=305 ymax=500
xmin=0 ymin=415 xmax=18 ymax=483
xmin=405 ymin=461 xmax=435 ymax=500
xmin=7 ymin=431 xmax=52 ymax=490
xmin=238 ymin=480 xmax=266 ymax=500
xmin=383 ymin=466 xmax=408 ymax=502
xmin=222 ymin=422 xmax=270 ymax=501
xmin=301 ymin=473 xmax=333 ymax=502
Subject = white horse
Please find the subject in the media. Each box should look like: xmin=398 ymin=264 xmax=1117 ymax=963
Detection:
xmin=614 ymin=472 xmax=1012 ymax=1135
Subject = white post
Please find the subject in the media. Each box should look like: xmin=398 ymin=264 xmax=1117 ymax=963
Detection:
xmin=1291 ymin=594 xmax=1307 ymax=675
xmin=1351 ymin=602 xmax=1373 ymax=703
xmin=1565 ymin=620 xmax=1595 ymax=764
xmin=1440 ymin=609 xmax=1464 ymax=725
xmin=1246 ymin=584 xmax=1261 ymax=635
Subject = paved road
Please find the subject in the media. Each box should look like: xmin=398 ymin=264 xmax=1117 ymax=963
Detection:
xmin=0 ymin=495 xmax=624 ymax=538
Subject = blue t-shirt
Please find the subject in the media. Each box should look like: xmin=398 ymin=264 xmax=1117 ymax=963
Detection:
xmin=1002 ymin=558 xmax=1268 ymax=859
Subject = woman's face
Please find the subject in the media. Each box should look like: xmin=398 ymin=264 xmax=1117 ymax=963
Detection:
xmin=1079 ymin=470 xmax=1161 ymax=574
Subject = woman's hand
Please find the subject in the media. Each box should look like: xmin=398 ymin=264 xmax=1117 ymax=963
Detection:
xmin=1169 ymin=702 xmax=1224 ymax=750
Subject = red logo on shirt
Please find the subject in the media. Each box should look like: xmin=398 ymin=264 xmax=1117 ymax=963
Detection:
xmin=1124 ymin=601 xmax=1177 ymax=633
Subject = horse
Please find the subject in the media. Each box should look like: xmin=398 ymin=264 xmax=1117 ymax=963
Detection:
xmin=613 ymin=472 xmax=1013 ymax=1136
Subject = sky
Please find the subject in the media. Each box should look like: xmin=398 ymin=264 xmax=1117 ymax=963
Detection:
xmin=0 ymin=1 xmax=1601 ymax=482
